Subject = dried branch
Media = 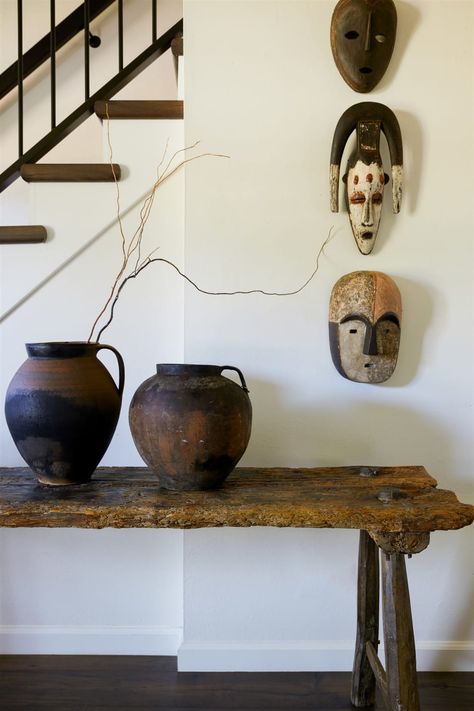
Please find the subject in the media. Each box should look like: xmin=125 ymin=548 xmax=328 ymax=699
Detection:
xmin=95 ymin=228 xmax=334 ymax=342
xmin=89 ymin=102 xmax=334 ymax=343
xmin=87 ymin=110 xmax=228 ymax=342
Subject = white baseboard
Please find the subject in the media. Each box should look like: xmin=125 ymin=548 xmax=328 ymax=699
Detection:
xmin=177 ymin=640 xmax=474 ymax=672
xmin=1 ymin=629 xmax=472 ymax=671
xmin=0 ymin=625 xmax=182 ymax=655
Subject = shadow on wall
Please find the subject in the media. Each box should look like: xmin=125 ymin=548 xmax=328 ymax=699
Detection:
xmin=410 ymin=527 xmax=474 ymax=670
xmin=384 ymin=275 xmax=434 ymax=388
xmin=379 ymin=0 xmax=422 ymax=92
xmin=437 ymin=534 xmax=474 ymax=669
xmin=247 ymin=381 xmax=462 ymax=482
xmin=397 ymin=110 xmax=423 ymax=215
xmin=0 ymin=187 xmax=150 ymax=326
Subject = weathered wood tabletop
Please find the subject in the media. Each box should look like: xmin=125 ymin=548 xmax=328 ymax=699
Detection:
xmin=1 ymin=465 xmax=473 ymax=711
xmin=0 ymin=465 xmax=473 ymax=535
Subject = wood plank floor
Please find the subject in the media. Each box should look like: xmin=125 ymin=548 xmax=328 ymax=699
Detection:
xmin=0 ymin=656 xmax=472 ymax=710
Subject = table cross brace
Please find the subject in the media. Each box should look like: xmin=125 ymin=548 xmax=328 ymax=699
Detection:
xmin=352 ymin=530 xmax=423 ymax=711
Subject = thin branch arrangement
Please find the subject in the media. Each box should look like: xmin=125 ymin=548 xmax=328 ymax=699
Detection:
xmin=94 ymin=229 xmax=334 ymax=343
xmin=88 ymin=104 xmax=334 ymax=343
xmin=87 ymin=123 xmax=229 ymax=342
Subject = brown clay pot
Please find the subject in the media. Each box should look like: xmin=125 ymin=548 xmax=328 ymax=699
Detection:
xmin=129 ymin=364 xmax=252 ymax=490
xmin=4 ymin=342 xmax=125 ymax=486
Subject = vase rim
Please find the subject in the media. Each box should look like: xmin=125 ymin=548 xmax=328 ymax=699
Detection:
xmin=26 ymin=342 xmax=100 ymax=358
xmin=155 ymin=363 xmax=223 ymax=376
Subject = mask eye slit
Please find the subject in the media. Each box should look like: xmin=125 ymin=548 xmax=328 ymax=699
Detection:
xmin=345 ymin=30 xmax=359 ymax=39
xmin=349 ymin=329 xmax=358 ymax=334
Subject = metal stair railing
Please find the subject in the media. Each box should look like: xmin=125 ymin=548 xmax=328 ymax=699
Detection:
xmin=0 ymin=0 xmax=183 ymax=193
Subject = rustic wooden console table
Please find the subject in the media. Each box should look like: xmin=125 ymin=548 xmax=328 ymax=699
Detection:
xmin=0 ymin=465 xmax=473 ymax=711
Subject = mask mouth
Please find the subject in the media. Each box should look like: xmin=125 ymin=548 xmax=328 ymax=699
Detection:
xmin=364 ymin=363 xmax=375 ymax=368
xmin=361 ymin=231 xmax=373 ymax=239
xmin=359 ymin=67 xmax=372 ymax=74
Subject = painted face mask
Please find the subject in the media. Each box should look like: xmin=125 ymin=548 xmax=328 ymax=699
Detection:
xmin=330 ymin=102 xmax=403 ymax=254
xmin=330 ymin=0 xmax=397 ymax=93
xmin=329 ymin=271 xmax=402 ymax=383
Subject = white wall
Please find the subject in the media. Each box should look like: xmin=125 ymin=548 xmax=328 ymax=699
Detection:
xmin=180 ymin=0 xmax=474 ymax=671
xmin=0 ymin=0 xmax=473 ymax=671
xmin=0 ymin=0 xmax=186 ymax=655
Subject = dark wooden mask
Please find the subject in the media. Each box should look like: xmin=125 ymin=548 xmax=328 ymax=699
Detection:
xmin=331 ymin=0 xmax=397 ymax=92
xmin=329 ymin=271 xmax=402 ymax=383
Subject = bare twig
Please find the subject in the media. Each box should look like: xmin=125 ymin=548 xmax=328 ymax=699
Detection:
xmin=87 ymin=109 xmax=228 ymax=342
xmin=89 ymin=103 xmax=334 ymax=343
xmin=95 ymin=228 xmax=334 ymax=342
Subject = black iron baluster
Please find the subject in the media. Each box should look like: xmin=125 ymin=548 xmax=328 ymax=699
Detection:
xmin=118 ymin=0 xmax=123 ymax=70
xmin=50 ymin=0 xmax=56 ymax=128
xmin=17 ymin=0 xmax=23 ymax=157
xmin=152 ymin=0 xmax=157 ymax=41
xmin=84 ymin=0 xmax=90 ymax=99
xmin=1 ymin=14 xmax=183 ymax=193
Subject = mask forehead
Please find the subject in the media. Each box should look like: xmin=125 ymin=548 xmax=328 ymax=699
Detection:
xmin=329 ymin=271 xmax=401 ymax=323
xmin=331 ymin=0 xmax=397 ymax=92
xmin=348 ymin=162 xmax=384 ymax=192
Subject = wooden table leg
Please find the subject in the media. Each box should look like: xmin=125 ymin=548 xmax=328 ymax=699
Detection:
xmin=381 ymin=552 xmax=420 ymax=711
xmin=351 ymin=530 xmax=380 ymax=707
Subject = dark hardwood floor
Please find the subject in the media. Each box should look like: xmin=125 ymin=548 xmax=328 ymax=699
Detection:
xmin=0 ymin=656 xmax=472 ymax=710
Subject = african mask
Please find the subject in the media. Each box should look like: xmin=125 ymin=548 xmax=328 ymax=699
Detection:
xmin=329 ymin=271 xmax=401 ymax=383
xmin=330 ymin=102 xmax=403 ymax=255
xmin=330 ymin=0 xmax=397 ymax=93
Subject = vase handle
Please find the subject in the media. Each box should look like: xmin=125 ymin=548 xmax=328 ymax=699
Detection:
xmin=96 ymin=344 xmax=125 ymax=396
xmin=220 ymin=366 xmax=249 ymax=393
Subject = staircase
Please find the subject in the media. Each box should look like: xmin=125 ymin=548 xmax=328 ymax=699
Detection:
xmin=0 ymin=0 xmax=183 ymax=245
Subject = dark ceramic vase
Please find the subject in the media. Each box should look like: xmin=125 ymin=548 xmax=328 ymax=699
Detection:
xmin=5 ymin=342 xmax=125 ymax=486
xmin=129 ymin=364 xmax=252 ymax=490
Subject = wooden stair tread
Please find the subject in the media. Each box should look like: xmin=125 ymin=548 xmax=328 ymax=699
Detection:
xmin=94 ymin=100 xmax=183 ymax=120
xmin=20 ymin=164 xmax=121 ymax=183
xmin=0 ymin=226 xmax=47 ymax=244
xmin=171 ymin=34 xmax=183 ymax=57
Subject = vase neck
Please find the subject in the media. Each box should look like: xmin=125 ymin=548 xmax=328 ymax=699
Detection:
xmin=155 ymin=364 xmax=222 ymax=377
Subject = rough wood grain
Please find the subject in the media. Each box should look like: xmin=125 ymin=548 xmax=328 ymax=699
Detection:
xmin=365 ymin=641 xmax=389 ymax=709
xmin=369 ymin=531 xmax=430 ymax=555
xmin=94 ymin=100 xmax=183 ymax=119
xmin=351 ymin=531 xmax=379 ymax=707
xmin=0 ymin=466 xmax=472 ymax=533
xmin=382 ymin=553 xmax=420 ymax=711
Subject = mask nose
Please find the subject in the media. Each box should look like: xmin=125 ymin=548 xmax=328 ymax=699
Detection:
xmin=363 ymin=324 xmax=378 ymax=356
xmin=361 ymin=195 xmax=374 ymax=226
xmin=364 ymin=12 xmax=372 ymax=52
